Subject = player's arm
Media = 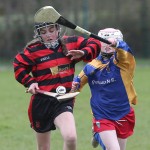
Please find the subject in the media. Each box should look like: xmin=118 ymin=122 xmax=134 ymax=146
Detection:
xmin=13 ymin=48 xmax=37 ymax=88
xmin=68 ymin=36 xmax=101 ymax=62
xmin=113 ymin=40 xmax=136 ymax=76
xmin=79 ymin=37 xmax=101 ymax=62
xmin=71 ymin=70 xmax=88 ymax=92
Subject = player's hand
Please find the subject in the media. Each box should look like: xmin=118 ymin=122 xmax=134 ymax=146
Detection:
xmin=27 ymin=83 xmax=39 ymax=94
xmin=71 ymin=76 xmax=81 ymax=92
xmin=107 ymin=38 xmax=117 ymax=47
xmin=67 ymin=50 xmax=85 ymax=60
xmin=71 ymin=82 xmax=80 ymax=92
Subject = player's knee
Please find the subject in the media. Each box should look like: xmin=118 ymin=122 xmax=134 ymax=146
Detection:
xmin=106 ymin=145 xmax=120 ymax=150
xmin=65 ymin=134 xmax=77 ymax=145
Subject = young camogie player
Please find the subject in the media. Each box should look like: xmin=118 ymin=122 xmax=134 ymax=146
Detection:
xmin=13 ymin=6 xmax=101 ymax=150
xmin=72 ymin=28 xmax=137 ymax=150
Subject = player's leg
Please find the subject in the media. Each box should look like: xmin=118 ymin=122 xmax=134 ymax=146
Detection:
xmin=118 ymin=138 xmax=127 ymax=150
xmin=36 ymin=131 xmax=50 ymax=150
xmin=91 ymin=126 xmax=99 ymax=148
xmin=54 ymin=111 xmax=77 ymax=150
xmin=91 ymin=135 xmax=99 ymax=148
xmin=92 ymin=132 xmax=106 ymax=150
xmin=100 ymin=130 xmax=120 ymax=150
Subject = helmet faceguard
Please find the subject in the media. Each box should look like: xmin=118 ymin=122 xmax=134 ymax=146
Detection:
xmin=34 ymin=22 xmax=61 ymax=48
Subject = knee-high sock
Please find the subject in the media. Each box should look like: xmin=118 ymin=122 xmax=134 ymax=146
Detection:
xmin=94 ymin=132 xmax=106 ymax=150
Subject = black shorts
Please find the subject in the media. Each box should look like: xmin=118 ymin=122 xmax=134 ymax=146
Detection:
xmin=28 ymin=94 xmax=74 ymax=133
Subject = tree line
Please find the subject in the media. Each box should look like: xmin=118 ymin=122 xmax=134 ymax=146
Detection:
xmin=0 ymin=0 xmax=149 ymax=59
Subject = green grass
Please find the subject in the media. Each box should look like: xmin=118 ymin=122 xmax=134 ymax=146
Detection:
xmin=0 ymin=59 xmax=150 ymax=150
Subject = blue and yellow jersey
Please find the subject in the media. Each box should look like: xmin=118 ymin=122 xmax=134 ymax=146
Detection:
xmin=78 ymin=41 xmax=137 ymax=120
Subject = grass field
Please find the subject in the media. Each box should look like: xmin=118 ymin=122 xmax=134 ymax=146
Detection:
xmin=0 ymin=59 xmax=150 ymax=150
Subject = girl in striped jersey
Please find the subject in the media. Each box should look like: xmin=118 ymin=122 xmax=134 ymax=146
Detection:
xmin=13 ymin=6 xmax=101 ymax=150
xmin=72 ymin=28 xmax=137 ymax=150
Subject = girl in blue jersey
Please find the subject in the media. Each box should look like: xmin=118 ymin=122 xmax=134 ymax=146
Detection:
xmin=72 ymin=28 xmax=137 ymax=150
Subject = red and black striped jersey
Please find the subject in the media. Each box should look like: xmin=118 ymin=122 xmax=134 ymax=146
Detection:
xmin=13 ymin=35 xmax=101 ymax=92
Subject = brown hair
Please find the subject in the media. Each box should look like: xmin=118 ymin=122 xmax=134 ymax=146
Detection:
xmin=25 ymin=38 xmax=41 ymax=48
xmin=59 ymin=38 xmax=68 ymax=56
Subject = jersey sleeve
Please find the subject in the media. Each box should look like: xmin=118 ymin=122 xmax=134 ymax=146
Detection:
xmin=77 ymin=37 xmax=101 ymax=62
xmin=77 ymin=58 xmax=103 ymax=91
xmin=77 ymin=70 xmax=88 ymax=91
xmin=79 ymin=37 xmax=101 ymax=62
xmin=63 ymin=36 xmax=101 ymax=62
xmin=114 ymin=40 xmax=136 ymax=76
xmin=13 ymin=48 xmax=36 ymax=87
xmin=114 ymin=41 xmax=137 ymax=105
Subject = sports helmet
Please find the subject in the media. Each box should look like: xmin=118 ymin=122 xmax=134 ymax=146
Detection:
xmin=98 ymin=28 xmax=123 ymax=59
xmin=34 ymin=6 xmax=61 ymax=48
xmin=98 ymin=28 xmax=123 ymax=41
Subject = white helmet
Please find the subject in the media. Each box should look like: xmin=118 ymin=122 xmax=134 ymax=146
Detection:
xmin=98 ymin=28 xmax=123 ymax=41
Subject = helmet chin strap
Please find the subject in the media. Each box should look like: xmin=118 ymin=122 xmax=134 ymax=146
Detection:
xmin=101 ymin=52 xmax=114 ymax=60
